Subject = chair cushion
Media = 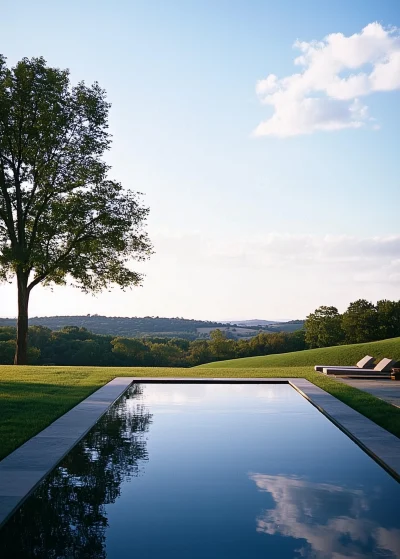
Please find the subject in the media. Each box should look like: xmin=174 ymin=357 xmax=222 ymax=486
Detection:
xmin=356 ymin=355 xmax=375 ymax=369
xmin=374 ymin=358 xmax=398 ymax=372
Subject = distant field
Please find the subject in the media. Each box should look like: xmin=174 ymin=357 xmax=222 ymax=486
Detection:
xmin=196 ymin=326 xmax=267 ymax=339
xmin=0 ymin=315 xmax=304 ymax=339
xmin=197 ymin=337 xmax=400 ymax=369
xmin=231 ymin=321 xmax=305 ymax=333
xmin=266 ymin=322 xmax=305 ymax=333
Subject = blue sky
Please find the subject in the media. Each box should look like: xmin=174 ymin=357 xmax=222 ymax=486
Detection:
xmin=1 ymin=0 xmax=400 ymax=320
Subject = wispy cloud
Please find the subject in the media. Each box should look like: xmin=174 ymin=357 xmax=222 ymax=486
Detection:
xmin=2 ymin=232 xmax=399 ymax=319
xmin=152 ymin=232 xmax=400 ymax=285
xmin=254 ymin=23 xmax=400 ymax=137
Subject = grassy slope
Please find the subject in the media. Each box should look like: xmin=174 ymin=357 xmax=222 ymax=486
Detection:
xmin=0 ymin=363 xmax=399 ymax=461
xmin=198 ymin=337 xmax=400 ymax=369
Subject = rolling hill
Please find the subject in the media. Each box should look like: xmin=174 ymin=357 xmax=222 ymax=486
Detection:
xmin=197 ymin=337 xmax=400 ymax=368
xmin=0 ymin=315 xmax=303 ymax=340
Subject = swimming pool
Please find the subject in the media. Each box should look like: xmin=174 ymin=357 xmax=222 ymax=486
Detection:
xmin=0 ymin=383 xmax=399 ymax=558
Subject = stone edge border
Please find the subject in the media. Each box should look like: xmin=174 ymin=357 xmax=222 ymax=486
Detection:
xmin=0 ymin=376 xmax=399 ymax=528
xmin=0 ymin=377 xmax=136 ymax=528
xmin=289 ymin=378 xmax=400 ymax=482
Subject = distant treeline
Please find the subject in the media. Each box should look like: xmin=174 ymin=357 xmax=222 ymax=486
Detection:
xmin=305 ymin=299 xmax=400 ymax=348
xmin=0 ymin=315 xmax=304 ymax=340
xmin=0 ymin=326 xmax=306 ymax=367
xmin=1 ymin=299 xmax=397 ymax=367
xmin=0 ymin=316 xmax=225 ymax=340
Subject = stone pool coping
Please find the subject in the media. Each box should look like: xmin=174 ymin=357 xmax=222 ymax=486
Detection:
xmin=0 ymin=376 xmax=399 ymax=527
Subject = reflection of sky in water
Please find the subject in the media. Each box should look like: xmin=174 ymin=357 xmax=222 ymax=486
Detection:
xmin=128 ymin=383 xmax=301 ymax=413
xmin=122 ymin=384 xmax=400 ymax=558
xmin=1 ymin=383 xmax=399 ymax=559
xmin=249 ymin=473 xmax=400 ymax=558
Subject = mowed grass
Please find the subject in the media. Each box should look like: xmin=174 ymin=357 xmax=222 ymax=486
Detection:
xmin=197 ymin=337 xmax=400 ymax=369
xmin=0 ymin=366 xmax=180 ymax=461
xmin=0 ymin=361 xmax=399 ymax=461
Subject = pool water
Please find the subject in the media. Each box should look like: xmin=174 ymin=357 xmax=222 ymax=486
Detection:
xmin=0 ymin=383 xmax=399 ymax=558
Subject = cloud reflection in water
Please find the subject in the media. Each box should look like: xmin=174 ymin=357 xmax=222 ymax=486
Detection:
xmin=249 ymin=473 xmax=400 ymax=558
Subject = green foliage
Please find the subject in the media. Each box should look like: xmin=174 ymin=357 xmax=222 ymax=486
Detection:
xmin=27 ymin=345 xmax=41 ymax=364
xmin=187 ymin=340 xmax=213 ymax=366
xmin=0 ymin=337 xmax=40 ymax=364
xmin=304 ymin=299 xmax=400 ymax=349
xmin=0 ymin=55 xmax=152 ymax=363
xmin=149 ymin=343 xmax=185 ymax=366
xmin=1 ymin=298 xmax=399 ymax=368
xmin=0 ymin=54 xmax=152 ymax=290
xmin=28 ymin=325 xmax=51 ymax=350
xmin=305 ymin=306 xmax=344 ymax=348
xmin=168 ymin=338 xmax=190 ymax=351
xmin=0 ymin=326 xmax=16 ymax=341
xmin=0 ymin=315 xmax=304 ymax=339
xmin=0 ymin=324 xmax=307 ymax=367
xmin=111 ymin=337 xmax=150 ymax=365
xmin=342 ymin=299 xmax=379 ymax=343
xmin=0 ymin=340 xmax=15 ymax=363
xmin=209 ymin=329 xmax=236 ymax=361
xmin=376 ymin=299 xmax=400 ymax=339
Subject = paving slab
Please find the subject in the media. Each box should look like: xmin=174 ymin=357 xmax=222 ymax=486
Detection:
xmin=334 ymin=377 xmax=400 ymax=408
xmin=0 ymin=437 xmax=74 ymax=471
xmin=0 ymin=470 xmax=48 ymax=497
xmin=0 ymin=497 xmax=21 ymax=519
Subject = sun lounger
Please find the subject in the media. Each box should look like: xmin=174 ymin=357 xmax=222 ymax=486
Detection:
xmin=314 ymin=355 xmax=374 ymax=372
xmin=323 ymin=357 xmax=398 ymax=376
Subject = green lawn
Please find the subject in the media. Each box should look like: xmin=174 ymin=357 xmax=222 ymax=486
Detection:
xmin=0 ymin=363 xmax=399 ymax=461
xmin=198 ymin=336 xmax=400 ymax=369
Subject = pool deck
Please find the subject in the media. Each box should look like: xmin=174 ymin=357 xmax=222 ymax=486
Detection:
xmin=334 ymin=377 xmax=400 ymax=408
xmin=0 ymin=376 xmax=399 ymax=528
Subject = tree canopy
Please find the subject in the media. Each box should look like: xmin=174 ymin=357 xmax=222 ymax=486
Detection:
xmin=305 ymin=306 xmax=344 ymax=348
xmin=0 ymin=55 xmax=152 ymax=363
xmin=341 ymin=299 xmax=379 ymax=344
xmin=304 ymin=299 xmax=400 ymax=349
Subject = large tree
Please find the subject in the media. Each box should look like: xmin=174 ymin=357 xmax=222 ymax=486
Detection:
xmin=304 ymin=306 xmax=344 ymax=348
xmin=0 ymin=56 xmax=152 ymax=364
xmin=341 ymin=299 xmax=378 ymax=344
xmin=376 ymin=299 xmax=400 ymax=340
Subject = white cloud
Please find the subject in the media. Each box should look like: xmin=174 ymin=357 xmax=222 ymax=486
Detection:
xmin=201 ymin=232 xmax=400 ymax=268
xmin=254 ymin=22 xmax=400 ymax=137
xmin=249 ymin=473 xmax=400 ymax=558
xmin=149 ymin=232 xmax=400 ymax=298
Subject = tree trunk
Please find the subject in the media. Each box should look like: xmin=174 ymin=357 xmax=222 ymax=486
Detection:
xmin=14 ymin=273 xmax=30 ymax=365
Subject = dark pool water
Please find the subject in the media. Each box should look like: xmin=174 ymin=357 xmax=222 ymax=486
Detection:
xmin=0 ymin=383 xmax=399 ymax=558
